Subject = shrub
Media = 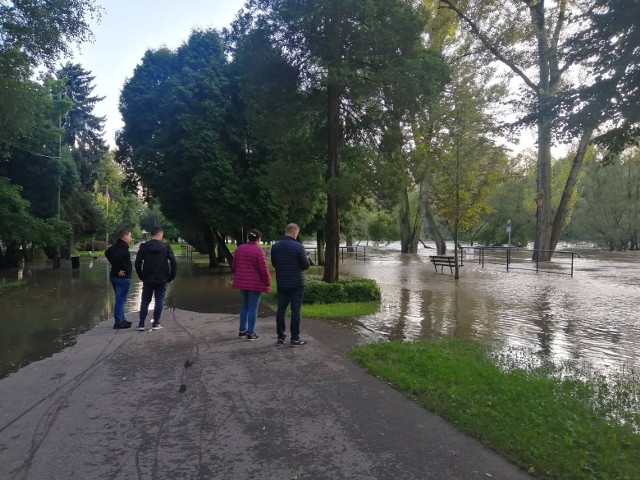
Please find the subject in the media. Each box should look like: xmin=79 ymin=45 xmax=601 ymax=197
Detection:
xmin=304 ymin=277 xmax=381 ymax=304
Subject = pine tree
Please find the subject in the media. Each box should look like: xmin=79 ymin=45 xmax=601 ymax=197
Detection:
xmin=57 ymin=63 xmax=108 ymax=188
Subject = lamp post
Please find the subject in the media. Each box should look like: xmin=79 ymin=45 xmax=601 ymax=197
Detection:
xmin=57 ymin=116 xmax=62 ymax=219
xmin=105 ymin=185 xmax=109 ymax=246
xmin=52 ymin=111 xmax=63 ymax=268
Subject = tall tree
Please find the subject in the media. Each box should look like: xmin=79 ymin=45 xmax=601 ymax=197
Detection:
xmin=239 ymin=0 xmax=447 ymax=281
xmin=426 ymin=69 xmax=507 ymax=278
xmin=0 ymin=77 xmax=76 ymax=262
xmin=229 ymin=27 xmax=326 ymax=241
xmin=118 ymin=29 xmax=282 ymax=265
xmin=0 ymin=0 xmax=100 ymax=147
xmin=56 ymin=62 xmax=108 ymax=188
xmin=439 ymin=0 xmax=594 ymax=260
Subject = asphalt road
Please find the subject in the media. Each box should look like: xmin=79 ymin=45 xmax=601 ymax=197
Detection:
xmin=0 ymin=309 xmax=534 ymax=479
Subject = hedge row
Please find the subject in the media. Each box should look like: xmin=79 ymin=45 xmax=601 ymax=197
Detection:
xmin=303 ymin=278 xmax=381 ymax=304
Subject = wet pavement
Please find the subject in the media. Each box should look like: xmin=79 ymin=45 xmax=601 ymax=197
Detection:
xmin=0 ymin=309 xmax=533 ymax=480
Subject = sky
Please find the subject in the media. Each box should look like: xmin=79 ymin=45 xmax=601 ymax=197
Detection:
xmin=69 ymin=0 xmax=246 ymax=148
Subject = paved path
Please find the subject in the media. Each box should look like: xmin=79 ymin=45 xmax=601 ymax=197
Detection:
xmin=0 ymin=310 xmax=534 ymax=479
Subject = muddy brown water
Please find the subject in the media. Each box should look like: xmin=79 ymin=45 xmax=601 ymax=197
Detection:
xmin=1 ymin=245 xmax=638 ymax=379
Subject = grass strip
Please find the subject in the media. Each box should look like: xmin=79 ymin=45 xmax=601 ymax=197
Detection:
xmin=348 ymin=339 xmax=640 ymax=480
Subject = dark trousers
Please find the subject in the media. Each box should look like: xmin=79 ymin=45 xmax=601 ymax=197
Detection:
xmin=139 ymin=282 xmax=167 ymax=325
xmin=110 ymin=277 xmax=131 ymax=326
xmin=275 ymin=286 xmax=304 ymax=341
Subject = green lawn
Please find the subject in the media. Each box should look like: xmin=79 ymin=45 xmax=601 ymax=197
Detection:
xmin=348 ymin=339 xmax=640 ymax=480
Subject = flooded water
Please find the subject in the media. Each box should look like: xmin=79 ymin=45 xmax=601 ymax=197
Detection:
xmin=0 ymin=258 xmax=251 ymax=378
xmin=1 ymin=245 xmax=639 ymax=379
xmin=341 ymin=245 xmax=640 ymax=375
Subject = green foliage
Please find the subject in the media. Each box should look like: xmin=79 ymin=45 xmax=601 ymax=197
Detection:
xmin=57 ymin=62 xmax=108 ymax=188
xmin=349 ymin=339 xmax=640 ymax=480
xmin=562 ymin=0 xmax=640 ymax=153
xmin=93 ymin=156 xmax=143 ymax=244
xmin=139 ymin=204 xmax=180 ymax=241
xmin=0 ymin=1 xmax=100 ymax=71
xmin=303 ymin=277 xmax=381 ymax=304
xmin=570 ymin=150 xmax=640 ymax=250
xmin=471 ymin=155 xmax=536 ymax=246
xmin=0 ymin=1 xmax=99 ymax=146
xmin=425 ymin=66 xmax=508 ymax=239
xmin=236 ymin=0 xmax=449 ymax=282
xmin=0 ymin=177 xmax=37 ymax=243
xmin=299 ymin=301 xmax=380 ymax=319
xmin=367 ymin=210 xmax=400 ymax=244
xmin=118 ymin=29 xmax=283 ymax=248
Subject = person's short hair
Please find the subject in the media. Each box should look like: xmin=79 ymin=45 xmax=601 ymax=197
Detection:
xmin=117 ymin=227 xmax=131 ymax=240
xmin=247 ymin=228 xmax=262 ymax=242
xmin=150 ymin=227 xmax=163 ymax=236
xmin=285 ymin=223 xmax=299 ymax=235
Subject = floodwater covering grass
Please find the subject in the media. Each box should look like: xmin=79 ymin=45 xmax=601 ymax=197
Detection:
xmin=348 ymin=339 xmax=640 ymax=480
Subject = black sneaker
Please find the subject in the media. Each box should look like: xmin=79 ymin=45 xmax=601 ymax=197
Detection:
xmin=290 ymin=339 xmax=307 ymax=346
xmin=246 ymin=333 xmax=259 ymax=340
xmin=136 ymin=325 xmax=146 ymax=331
xmin=276 ymin=338 xmax=286 ymax=346
xmin=239 ymin=330 xmax=249 ymax=337
xmin=113 ymin=322 xmax=132 ymax=329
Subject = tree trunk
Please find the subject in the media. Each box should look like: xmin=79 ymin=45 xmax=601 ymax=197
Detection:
xmin=533 ymin=105 xmax=553 ymax=261
xmin=421 ymin=181 xmax=446 ymax=254
xmin=22 ymin=242 xmax=33 ymax=262
xmin=204 ymin=227 xmax=219 ymax=268
xmin=316 ymin=229 xmax=325 ymax=266
xmin=454 ymin=223 xmax=460 ymax=280
xmin=399 ymin=187 xmax=420 ymax=253
xmin=548 ymin=128 xmax=594 ymax=255
xmin=322 ymin=79 xmax=341 ymax=283
xmin=4 ymin=242 xmax=20 ymax=269
xmin=346 ymin=236 xmax=354 ymax=252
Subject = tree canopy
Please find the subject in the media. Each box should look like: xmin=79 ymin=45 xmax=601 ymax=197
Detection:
xmin=234 ymin=0 xmax=449 ymax=281
xmin=562 ymin=0 xmax=640 ymax=153
xmin=117 ymin=29 xmax=284 ymax=264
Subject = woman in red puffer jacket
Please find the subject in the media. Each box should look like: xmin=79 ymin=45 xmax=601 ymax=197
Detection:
xmin=231 ymin=228 xmax=271 ymax=340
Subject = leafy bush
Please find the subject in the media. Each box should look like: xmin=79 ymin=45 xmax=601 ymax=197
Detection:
xmin=304 ymin=277 xmax=381 ymax=304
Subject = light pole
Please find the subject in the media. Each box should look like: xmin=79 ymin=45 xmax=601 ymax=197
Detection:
xmin=105 ymin=185 xmax=109 ymax=246
xmin=53 ymin=109 xmax=63 ymax=268
xmin=57 ymin=115 xmax=62 ymax=220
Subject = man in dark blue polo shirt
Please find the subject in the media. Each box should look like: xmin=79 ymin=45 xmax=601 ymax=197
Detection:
xmin=270 ymin=223 xmax=310 ymax=346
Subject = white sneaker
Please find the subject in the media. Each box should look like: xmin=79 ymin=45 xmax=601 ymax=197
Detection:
xmin=152 ymin=324 xmax=163 ymax=330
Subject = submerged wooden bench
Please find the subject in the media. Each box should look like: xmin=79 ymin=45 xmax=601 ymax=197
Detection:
xmin=430 ymin=255 xmax=455 ymax=273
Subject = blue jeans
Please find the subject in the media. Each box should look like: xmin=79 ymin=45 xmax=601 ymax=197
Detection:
xmin=239 ymin=290 xmax=262 ymax=334
xmin=139 ymin=282 xmax=167 ymax=325
xmin=110 ymin=277 xmax=131 ymax=325
xmin=276 ymin=286 xmax=304 ymax=341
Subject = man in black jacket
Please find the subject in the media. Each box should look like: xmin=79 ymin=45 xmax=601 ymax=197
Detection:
xmin=271 ymin=223 xmax=310 ymax=345
xmin=134 ymin=227 xmax=177 ymax=330
xmin=105 ymin=228 xmax=133 ymax=329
